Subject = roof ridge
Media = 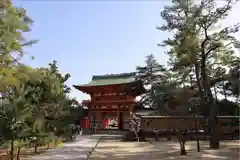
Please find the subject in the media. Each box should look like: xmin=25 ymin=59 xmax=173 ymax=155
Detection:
xmin=92 ymin=72 xmax=135 ymax=80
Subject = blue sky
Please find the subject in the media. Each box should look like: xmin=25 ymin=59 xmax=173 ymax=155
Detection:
xmin=14 ymin=0 xmax=240 ymax=102
xmin=14 ymin=0 xmax=170 ymax=101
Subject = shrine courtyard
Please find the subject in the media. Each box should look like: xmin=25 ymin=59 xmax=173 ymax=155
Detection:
xmin=89 ymin=136 xmax=240 ymax=160
xmin=27 ymin=134 xmax=239 ymax=160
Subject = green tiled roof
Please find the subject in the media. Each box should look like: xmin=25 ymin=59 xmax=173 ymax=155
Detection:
xmin=74 ymin=72 xmax=137 ymax=87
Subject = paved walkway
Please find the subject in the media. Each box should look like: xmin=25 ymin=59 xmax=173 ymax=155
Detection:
xmin=29 ymin=135 xmax=100 ymax=160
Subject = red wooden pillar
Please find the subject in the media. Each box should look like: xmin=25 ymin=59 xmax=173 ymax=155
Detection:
xmin=117 ymin=108 xmax=120 ymax=130
xmin=87 ymin=111 xmax=91 ymax=129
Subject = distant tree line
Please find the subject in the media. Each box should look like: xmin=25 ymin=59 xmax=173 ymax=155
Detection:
xmin=0 ymin=2 xmax=83 ymax=159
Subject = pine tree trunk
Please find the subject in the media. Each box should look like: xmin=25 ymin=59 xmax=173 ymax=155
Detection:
xmin=10 ymin=139 xmax=14 ymax=160
xmin=177 ymin=130 xmax=187 ymax=155
xmin=209 ymin=124 xmax=219 ymax=148
xmin=196 ymin=131 xmax=200 ymax=152
xmin=209 ymin=101 xmax=220 ymax=149
xmin=181 ymin=140 xmax=187 ymax=155
xmin=207 ymin=101 xmax=220 ymax=149
xmin=17 ymin=147 xmax=21 ymax=160
xmin=34 ymin=144 xmax=37 ymax=153
xmin=200 ymin=56 xmax=219 ymax=149
xmin=197 ymin=138 xmax=200 ymax=152
xmin=194 ymin=120 xmax=200 ymax=152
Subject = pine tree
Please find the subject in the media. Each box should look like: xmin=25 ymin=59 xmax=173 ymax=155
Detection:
xmin=0 ymin=1 xmax=37 ymax=92
xmin=135 ymin=54 xmax=166 ymax=108
xmin=158 ymin=0 xmax=240 ymax=149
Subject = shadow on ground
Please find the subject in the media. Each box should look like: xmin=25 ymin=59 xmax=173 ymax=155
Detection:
xmin=89 ymin=139 xmax=240 ymax=160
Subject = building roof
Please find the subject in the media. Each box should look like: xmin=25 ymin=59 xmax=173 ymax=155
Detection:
xmin=133 ymin=107 xmax=160 ymax=117
xmin=73 ymin=72 xmax=137 ymax=87
xmin=134 ymin=110 xmax=156 ymax=116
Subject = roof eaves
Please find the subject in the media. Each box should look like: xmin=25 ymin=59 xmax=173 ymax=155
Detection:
xmin=73 ymin=79 xmax=139 ymax=88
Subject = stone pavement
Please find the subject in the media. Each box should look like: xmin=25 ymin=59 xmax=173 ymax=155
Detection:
xmin=29 ymin=135 xmax=101 ymax=160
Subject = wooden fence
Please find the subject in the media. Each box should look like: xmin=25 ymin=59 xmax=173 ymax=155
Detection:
xmin=140 ymin=116 xmax=239 ymax=136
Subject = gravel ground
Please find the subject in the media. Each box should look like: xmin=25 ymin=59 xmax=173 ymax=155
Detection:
xmin=89 ymin=138 xmax=240 ymax=160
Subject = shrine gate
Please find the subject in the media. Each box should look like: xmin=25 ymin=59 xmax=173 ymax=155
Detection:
xmin=73 ymin=72 xmax=145 ymax=130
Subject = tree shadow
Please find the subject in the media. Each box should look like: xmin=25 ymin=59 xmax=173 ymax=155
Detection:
xmin=90 ymin=140 xmax=240 ymax=160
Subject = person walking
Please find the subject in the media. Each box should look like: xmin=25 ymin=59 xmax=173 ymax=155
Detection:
xmin=154 ymin=128 xmax=159 ymax=141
